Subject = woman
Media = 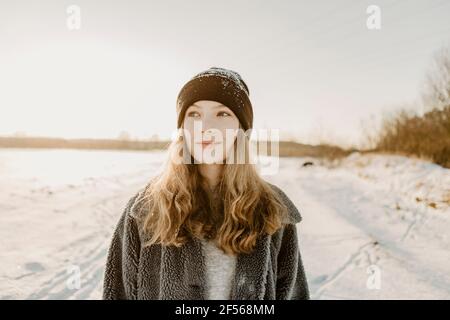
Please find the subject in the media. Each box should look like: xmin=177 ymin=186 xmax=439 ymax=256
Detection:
xmin=102 ymin=67 xmax=309 ymax=300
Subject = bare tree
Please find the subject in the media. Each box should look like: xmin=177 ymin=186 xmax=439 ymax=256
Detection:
xmin=422 ymin=45 xmax=450 ymax=110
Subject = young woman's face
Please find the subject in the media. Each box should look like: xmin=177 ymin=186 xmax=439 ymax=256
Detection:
xmin=182 ymin=100 xmax=240 ymax=164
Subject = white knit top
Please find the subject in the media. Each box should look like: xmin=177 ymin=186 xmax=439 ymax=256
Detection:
xmin=201 ymin=238 xmax=237 ymax=300
xmin=200 ymin=183 xmax=238 ymax=299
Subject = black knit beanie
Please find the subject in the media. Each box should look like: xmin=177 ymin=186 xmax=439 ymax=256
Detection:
xmin=176 ymin=67 xmax=253 ymax=131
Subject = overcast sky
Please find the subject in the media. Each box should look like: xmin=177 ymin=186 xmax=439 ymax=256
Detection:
xmin=1 ymin=0 xmax=449 ymax=148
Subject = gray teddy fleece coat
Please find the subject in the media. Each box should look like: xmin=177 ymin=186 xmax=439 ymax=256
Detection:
xmin=102 ymin=182 xmax=309 ymax=300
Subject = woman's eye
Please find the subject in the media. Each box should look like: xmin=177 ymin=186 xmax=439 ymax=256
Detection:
xmin=187 ymin=111 xmax=200 ymax=117
xmin=218 ymin=111 xmax=231 ymax=117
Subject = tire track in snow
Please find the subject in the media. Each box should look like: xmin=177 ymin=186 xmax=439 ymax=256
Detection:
xmin=313 ymin=241 xmax=377 ymax=299
xmin=303 ymin=172 xmax=450 ymax=295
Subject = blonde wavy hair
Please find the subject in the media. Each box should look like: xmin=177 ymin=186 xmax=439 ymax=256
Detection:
xmin=136 ymin=129 xmax=289 ymax=255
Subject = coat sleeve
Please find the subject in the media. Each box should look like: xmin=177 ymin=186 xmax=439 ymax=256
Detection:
xmin=275 ymin=222 xmax=310 ymax=300
xmin=102 ymin=192 xmax=142 ymax=300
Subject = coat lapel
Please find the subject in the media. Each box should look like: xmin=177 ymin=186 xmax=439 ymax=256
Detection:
xmin=159 ymin=235 xmax=206 ymax=300
xmin=229 ymin=233 xmax=272 ymax=299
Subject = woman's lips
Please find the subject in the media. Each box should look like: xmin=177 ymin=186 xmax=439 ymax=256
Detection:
xmin=197 ymin=141 xmax=219 ymax=148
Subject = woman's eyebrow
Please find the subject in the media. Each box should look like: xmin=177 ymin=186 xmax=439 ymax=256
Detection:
xmin=191 ymin=103 xmax=226 ymax=108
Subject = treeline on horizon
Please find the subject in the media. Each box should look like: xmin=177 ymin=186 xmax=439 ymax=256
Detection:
xmin=0 ymin=136 xmax=351 ymax=159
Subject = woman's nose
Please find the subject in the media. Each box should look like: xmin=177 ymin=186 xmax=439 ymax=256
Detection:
xmin=201 ymin=119 xmax=218 ymax=133
xmin=202 ymin=128 xmax=215 ymax=137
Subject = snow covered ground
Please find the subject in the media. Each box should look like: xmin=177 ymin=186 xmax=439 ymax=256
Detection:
xmin=277 ymin=153 xmax=450 ymax=299
xmin=1 ymin=148 xmax=449 ymax=299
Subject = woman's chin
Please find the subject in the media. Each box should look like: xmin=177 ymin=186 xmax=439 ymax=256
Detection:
xmin=192 ymin=154 xmax=225 ymax=164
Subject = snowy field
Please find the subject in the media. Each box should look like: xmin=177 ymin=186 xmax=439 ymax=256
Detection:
xmin=1 ymin=148 xmax=449 ymax=299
